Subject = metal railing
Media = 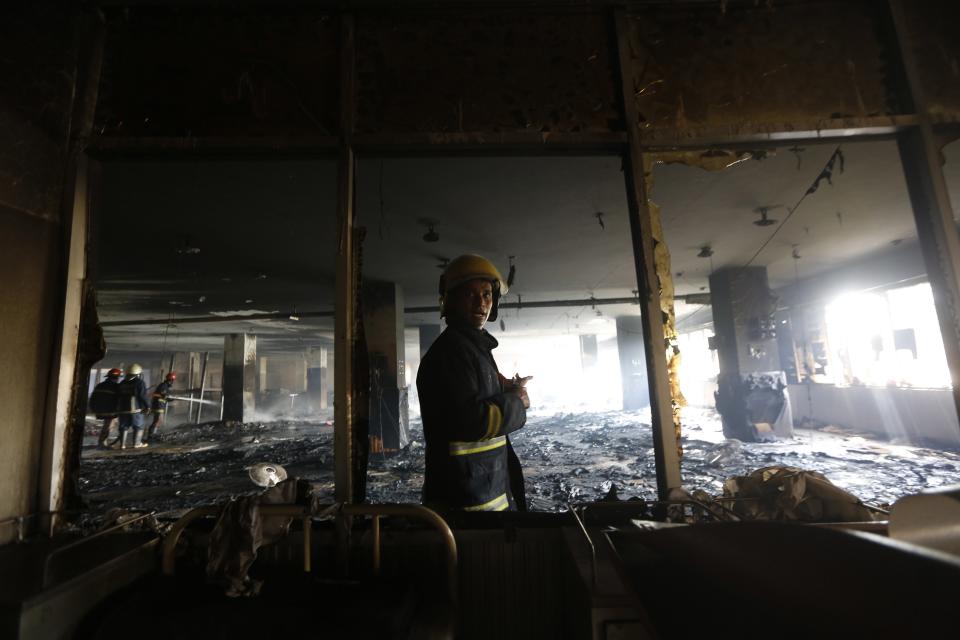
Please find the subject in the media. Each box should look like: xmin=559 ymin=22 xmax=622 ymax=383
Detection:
xmin=42 ymin=512 xmax=156 ymax=588
xmin=161 ymin=503 xmax=458 ymax=606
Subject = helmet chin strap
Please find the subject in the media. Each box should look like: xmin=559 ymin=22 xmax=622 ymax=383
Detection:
xmin=488 ymin=290 xmax=501 ymax=322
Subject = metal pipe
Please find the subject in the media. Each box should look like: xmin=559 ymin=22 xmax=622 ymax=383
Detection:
xmin=371 ymin=515 xmax=381 ymax=575
xmin=813 ymin=521 xmax=889 ymax=534
xmin=302 ymin=515 xmax=312 ymax=573
xmin=341 ymin=503 xmax=457 ymax=606
xmin=186 ymin=355 xmax=195 ymax=422
xmin=102 ymin=311 xmax=334 ymax=328
xmin=43 ymin=511 xmax=156 ymax=587
xmin=101 ymin=294 xmax=715 ymax=329
xmin=196 ymin=351 xmax=209 ymax=423
xmin=160 ymin=503 xmax=458 ymax=610
xmin=161 ymin=505 xmax=219 ymax=576
xmin=567 ymin=504 xmax=597 ymax=588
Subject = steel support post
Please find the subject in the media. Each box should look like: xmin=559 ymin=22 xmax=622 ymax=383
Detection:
xmin=889 ymin=0 xmax=960 ymax=430
xmin=38 ymin=10 xmax=105 ymax=535
xmin=334 ymin=14 xmax=357 ymax=503
xmin=613 ymin=9 xmax=682 ymax=499
xmin=195 ymin=351 xmax=209 ymax=423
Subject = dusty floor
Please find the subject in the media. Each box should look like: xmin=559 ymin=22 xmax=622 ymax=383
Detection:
xmin=79 ymin=406 xmax=960 ymax=518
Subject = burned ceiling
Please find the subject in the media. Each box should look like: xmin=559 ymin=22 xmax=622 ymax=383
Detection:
xmin=68 ymin=1 xmax=960 ymax=355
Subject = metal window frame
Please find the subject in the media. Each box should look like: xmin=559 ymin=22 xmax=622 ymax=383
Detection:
xmin=57 ymin=2 xmax=960 ymax=516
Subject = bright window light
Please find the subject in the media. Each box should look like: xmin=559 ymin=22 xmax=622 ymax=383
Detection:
xmin=824 ymin=283 xmax=949 ymax=388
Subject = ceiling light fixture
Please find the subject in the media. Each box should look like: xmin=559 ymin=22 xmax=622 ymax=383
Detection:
xmin=697 ymin=245 xmax=714 ymax=258
xmin=419 ymin=217 xmax=440 ymax=243
xmin=753 ymin=206 xmax=779 ymax=227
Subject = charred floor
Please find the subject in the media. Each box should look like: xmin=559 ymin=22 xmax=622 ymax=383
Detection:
xmin=80 ymin=407 xmax=960 ymax=516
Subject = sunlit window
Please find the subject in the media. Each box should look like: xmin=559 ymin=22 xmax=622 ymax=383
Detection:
xmin=676 ymin=328 xmax=720 ymax=407
xmin=824 ymin=282 xmax=950 ymax=388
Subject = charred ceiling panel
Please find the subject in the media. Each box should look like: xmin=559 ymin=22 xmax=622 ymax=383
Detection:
xmin=355 ymin=12 xmax=621 ymax=134
xmin=0 ymin=6 xmax=75 ymax=221
xmin=625 ymin=1 xmax=898 ymax=136
xmin=900 ymin=1 xmax=960 ymax=120
xmin=95 ymin=9 xmax=338 ymax=137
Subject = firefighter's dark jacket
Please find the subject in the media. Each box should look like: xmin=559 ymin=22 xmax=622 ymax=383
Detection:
xmin=89 ymin=379 xmax=120 ymax=417
xmin=417 ymin=324 xmax=527 ymax=512
xmin=118 ymin=376 xmax=151 ymax=428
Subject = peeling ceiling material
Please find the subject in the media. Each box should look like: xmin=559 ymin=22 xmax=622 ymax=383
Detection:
xmin=625 ymin=1 xmax=897 ymax=133
xmin=655 ymin=140 xmax=918 ymax=302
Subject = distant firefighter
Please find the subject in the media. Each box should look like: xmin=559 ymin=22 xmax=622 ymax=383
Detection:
xmin=115 ymin=363 xmax=151 ymax=449
xmin=147 ymin=372 xmax=176 ymax=442
xmin=89 ymin=368 xmax=123 ymax=449
xmin=417 ymin=254 xmax=532 ymax=512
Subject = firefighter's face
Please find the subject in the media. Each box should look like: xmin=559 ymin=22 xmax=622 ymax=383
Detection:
xmin=448 ymin=279 xmax=494 ymax=329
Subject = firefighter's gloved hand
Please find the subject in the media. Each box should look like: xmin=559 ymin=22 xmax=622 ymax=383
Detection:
xmin=514 ymin=386 xmax=530 ymax=409
xmin=505 ymin=375 xmax=532 ymax=409
xmin=501 ymin=373 xmax=533 ymax=390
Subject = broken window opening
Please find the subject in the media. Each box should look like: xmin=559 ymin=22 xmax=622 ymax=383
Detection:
xmin=79 ymin=158 xmax=340 ymax=519
xmin=655 ymin=139 xmax=960 ymax=511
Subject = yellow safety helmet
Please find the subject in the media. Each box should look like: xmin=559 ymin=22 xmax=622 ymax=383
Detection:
xmin=439 ymin=254 xmax=509 ymax=321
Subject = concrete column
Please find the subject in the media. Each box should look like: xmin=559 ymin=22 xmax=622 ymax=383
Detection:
xmin=419 ymin=324 xmax=442 ymax=358
xmin=307 ymin=346 xmax=330 ymax=411
xmin=363 ymin=281 xmax=409 ymax=450
xmin=615 ymin=317 xmax=649 ymax=411
xmin=889 ymin=0 xmax=960 ymax=439
xmin=580 ymin=334 xmax=599 ymax=372
xmin=709 ymin=267 xmax=789 ymax=441
xmin=223 ymin=334 xmax=257 ymax=422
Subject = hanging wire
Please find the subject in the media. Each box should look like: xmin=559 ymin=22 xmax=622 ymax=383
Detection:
xmin=677 ymin=145 xmax=844 ymax=334
xmin=743 ymin=145 xmax=844 ymax=269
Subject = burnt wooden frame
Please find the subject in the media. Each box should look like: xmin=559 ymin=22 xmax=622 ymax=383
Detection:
xmin=76 ymin=1 xmax=960 ymax=508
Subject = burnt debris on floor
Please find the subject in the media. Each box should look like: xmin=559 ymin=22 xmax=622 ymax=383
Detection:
xmin=80 ymin=405 xmax=960 ymax=518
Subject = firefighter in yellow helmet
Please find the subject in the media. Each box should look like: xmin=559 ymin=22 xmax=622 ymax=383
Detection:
xmin=416 ymin=254 xmax=532 ymax=512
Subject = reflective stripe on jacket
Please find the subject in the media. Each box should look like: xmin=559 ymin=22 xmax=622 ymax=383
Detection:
xmin=117 ymin=376 xmax=150 ymax=428
xmin=417 ymin=325 xmax=527 ymax=511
